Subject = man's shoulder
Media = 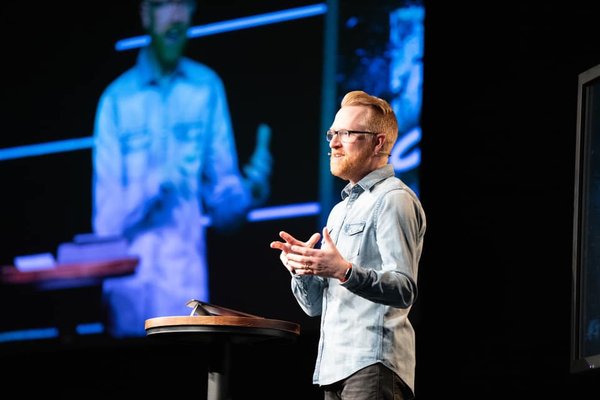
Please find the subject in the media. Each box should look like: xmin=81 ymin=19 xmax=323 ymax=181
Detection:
xmin=180 ymin=57 xmax=223 ymax=83
xmin=373 ymin=175 xmax=422 ymax=203
xmin=374 ymin=173 xmax=405 ymax=192
xmin=101 ymin=66 xmax=141 ymax=96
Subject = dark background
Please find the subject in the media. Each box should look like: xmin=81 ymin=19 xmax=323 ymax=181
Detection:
xmin=3 ymin=0 xmax=600 ymax=398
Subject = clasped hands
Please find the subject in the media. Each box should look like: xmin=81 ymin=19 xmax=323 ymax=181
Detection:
xmin=269 ymin=227 xmax=351 ymax=281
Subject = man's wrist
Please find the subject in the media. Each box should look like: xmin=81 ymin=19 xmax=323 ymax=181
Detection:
xmin=340 ymin=264 xmax=352 ymax=283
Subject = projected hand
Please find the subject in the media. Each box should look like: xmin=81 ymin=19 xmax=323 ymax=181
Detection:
xmin=243 ymin=123 xmax=272 ymax=206
xmin=151 ymin=181 xmax=181 ymax=223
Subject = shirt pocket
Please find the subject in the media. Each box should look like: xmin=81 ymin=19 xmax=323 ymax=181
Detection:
xmin=120 ymin=129 xmax=151 ymax=181
xmin=342 ymin=222 xmax=366 ymax=259
xmin=173 ymin=122 xmax=204 ymax=178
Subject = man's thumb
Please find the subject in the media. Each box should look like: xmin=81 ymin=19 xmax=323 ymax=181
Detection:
xmin=255 ymin=123 xmax=271 ymax=153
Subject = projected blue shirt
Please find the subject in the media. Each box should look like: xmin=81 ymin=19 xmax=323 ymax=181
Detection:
xmin=92 ymin=47 xmax=251 ymax=337
xmin=290 ymin=164 xmax=426 ymax=395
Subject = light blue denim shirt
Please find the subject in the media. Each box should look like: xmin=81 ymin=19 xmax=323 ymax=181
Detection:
xmin=93 ymin=47 xmax=251 ymax=337
xmin=291 ymin=164 xmax=426 ymax=395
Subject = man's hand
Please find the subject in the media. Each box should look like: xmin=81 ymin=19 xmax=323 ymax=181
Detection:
xmin=270 ymin=230 xmax=321 ymax=275
xmin=244 ymin=123 xmax=272 ymax=206
xmin=271 ymin=228 xmax=351 ymax=280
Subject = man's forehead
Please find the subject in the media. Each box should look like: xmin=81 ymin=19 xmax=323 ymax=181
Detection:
xmin=334 ymin=106 xmax=369 ymax=127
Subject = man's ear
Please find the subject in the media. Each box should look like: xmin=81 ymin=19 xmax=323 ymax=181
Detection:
xmin=140 ymin=2 xmax=151 ymax=30
xmin=374 ymin=134 xmax=386 ymax=155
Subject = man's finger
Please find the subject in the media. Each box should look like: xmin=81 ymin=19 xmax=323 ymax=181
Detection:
xmin=306 ymin=233 xmax=321 ymax=248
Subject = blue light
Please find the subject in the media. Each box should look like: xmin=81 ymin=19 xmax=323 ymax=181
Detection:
xmin=76 ymin=322 xmax=105 ymax=335
xmin=115 ymin=3 xmax=327 ymax=51
xmin=188 ymin=4 xmax=327 ymax=38
xmin=0 ymin=327 xmax=59 ymax=343
xmin=248 ymin=202 xmax=320 ymax=222
xmin=345 ymin=16 xmax=359 ymax=29
xmin=197 ymin=202 xmax=320 ymax=227
xmin=391 ymin=127 xmax=421 ymax=173
xmin=0 ymin=323 xmax=104 ymax=344
xmin=0 ymin=137 xmax=94 ymax=161
xmin=115 ymin=36 xmax=150 ymax=52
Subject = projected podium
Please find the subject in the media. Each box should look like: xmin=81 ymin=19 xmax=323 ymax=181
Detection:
xmin=145 ymin=300 xmax=300 ymax=400
xmin=0 ymin=256 xmax=139 ymax=290
xmin=0 ymin=257 xmax=139 ymax=339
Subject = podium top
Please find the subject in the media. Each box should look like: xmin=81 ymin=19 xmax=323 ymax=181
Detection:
xmin=145 ymin=315 xmax=301 ymax=345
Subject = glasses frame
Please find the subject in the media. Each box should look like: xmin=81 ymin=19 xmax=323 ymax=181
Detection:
xmin=326 ymin=129 xmax=379 ymax=143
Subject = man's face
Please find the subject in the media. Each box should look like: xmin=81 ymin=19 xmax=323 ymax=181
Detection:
xmin=142 ymin=0 xmax=195 ymax=69
xmin=328 ymin=105 xmax=376 ymax=184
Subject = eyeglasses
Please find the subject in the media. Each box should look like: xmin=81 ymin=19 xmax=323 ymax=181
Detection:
xmin=326 ymin=129 xmax=378 ymax=143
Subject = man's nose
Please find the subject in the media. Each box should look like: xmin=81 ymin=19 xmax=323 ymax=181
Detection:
xmin=329 ymin=133 xmax=342 ymax=148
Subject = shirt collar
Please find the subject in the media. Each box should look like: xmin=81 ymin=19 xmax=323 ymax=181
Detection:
xmin=137 ymin=46 xmax=187 ymax=86
xmin=341 ymin=164 xmax=395 ymax=200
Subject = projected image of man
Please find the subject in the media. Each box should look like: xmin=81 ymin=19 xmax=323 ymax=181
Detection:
xmin=92 ymin=0 xmax=272 ymax=337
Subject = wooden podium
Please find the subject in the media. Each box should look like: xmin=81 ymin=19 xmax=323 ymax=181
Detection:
xmin=145 ymin=300 xmax=300 ymax=400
